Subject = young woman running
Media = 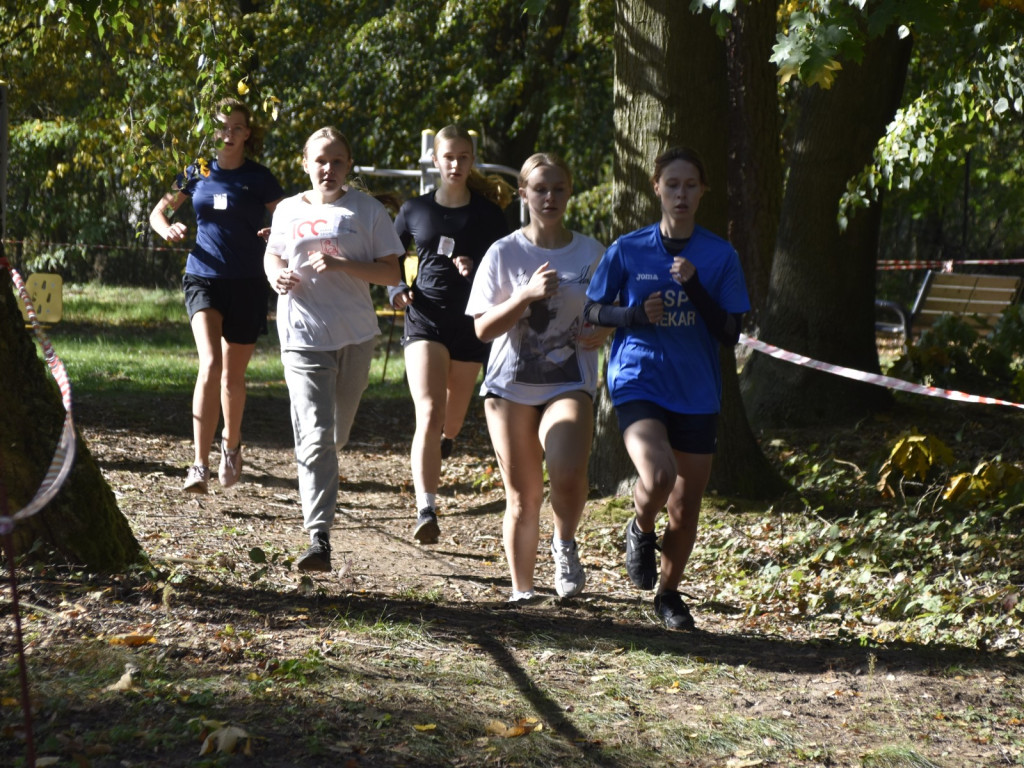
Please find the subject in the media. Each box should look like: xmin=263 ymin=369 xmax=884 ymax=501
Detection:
xmin=149 ymin=98 xmax=284 ymax=493
xmin=264 ymin=127 xmax=403 ymax=571
xmin=390 ymin=125 xmax=511 ymax=544
xmin=584 ymin=147 xmax=750 ymax=629
xmin=466 ymin=153 xmax=610 ymax=604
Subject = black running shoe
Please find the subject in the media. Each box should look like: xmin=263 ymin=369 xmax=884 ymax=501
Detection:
xmin=654 ymin=589 xmax=695 ymax=630
xmin=625 ymin=518 xmax=659 ymax=590
xmin=414 ymin=508 xmax=440 ymax=544
xmin=440 ymin=436 xmax=454 ymax=460
xmin=296 ymin=532 xmax=332 ymax=572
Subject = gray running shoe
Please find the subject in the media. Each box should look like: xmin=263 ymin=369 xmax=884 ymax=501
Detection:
xmin=551 ymin=539 xmax=586 ymax=598
xmin=218 ymin=441 xmax=242 ymax=488
xmin=183 ymin=464 xmax=209 ymax=494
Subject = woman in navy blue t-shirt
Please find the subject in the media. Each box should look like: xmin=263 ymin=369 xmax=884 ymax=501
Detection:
xmin=149 ymin=98 xmax=284 ymax=494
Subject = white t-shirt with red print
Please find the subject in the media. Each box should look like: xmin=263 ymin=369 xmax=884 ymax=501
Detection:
xmin=267 ymin=188 xmax=403 ymax=352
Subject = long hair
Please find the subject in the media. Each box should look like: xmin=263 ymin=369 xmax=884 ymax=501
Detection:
xmin=434 ymin=125 xmax=515 ymax=209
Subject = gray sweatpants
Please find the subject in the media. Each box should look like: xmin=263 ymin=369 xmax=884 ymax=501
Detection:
xmin=282 ymin=338 xmax=376 ymax=534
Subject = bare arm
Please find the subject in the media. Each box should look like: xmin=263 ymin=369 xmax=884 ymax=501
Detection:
xmin=265 ymin=250 xmax=302 ymax=295
xmin=473 ymin=262 xmax=557 ymax=343
xmin=149 ymin=190 xmax=189 ymax=242
xmin=308 ymin=251 xmax=401 ymax=287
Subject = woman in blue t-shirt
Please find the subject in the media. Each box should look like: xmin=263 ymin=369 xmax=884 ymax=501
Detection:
xmin=584 ymin=147 xmax=750 ymax=631
xmin=149 ymin=98 xmax=284 ymax=494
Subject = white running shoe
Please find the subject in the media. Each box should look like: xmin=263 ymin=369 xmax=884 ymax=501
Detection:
xmin=183 ymin=464 xmax=209 ymax=494
xmin=218 ymin=441 xmax=242 ymax=488
xmin=551 ymin=539 xmax=586 ymax=598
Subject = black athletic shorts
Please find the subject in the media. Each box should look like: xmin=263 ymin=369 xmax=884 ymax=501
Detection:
xmin=615 ymin=399 xmax=719 ymax=454
xmin=402 ymin=304 xmax=490 ymax=364
xmin=182 ymin=273 xmax=269 ymax=345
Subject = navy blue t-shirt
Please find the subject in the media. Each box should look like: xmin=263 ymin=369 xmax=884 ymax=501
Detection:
xmin=176 ymin=158 xmax=284 ymax=280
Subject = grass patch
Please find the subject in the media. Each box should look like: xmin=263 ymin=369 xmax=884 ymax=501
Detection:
xmin=47 ymin=282 xmax=410 ymax=398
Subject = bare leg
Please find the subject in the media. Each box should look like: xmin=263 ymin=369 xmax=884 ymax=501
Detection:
xmin=442 ymin=359 xmax=483 ymax=440
xmin=189 ymin=310 xmax=224 ymax=467
xmin=539 ymin=392 xmax=593 ymax=542
xmin=220 ymin=339 xmax=255 ymax=449
xmin=659 ymin=452 xmax=712 ymax=592
xmin=621 ymin=418 xmax=677 ymax=533
xmin=404 ymin=340 xmax=450 ymax=499
xmin=484 ymin=397 xmax=544 ymax=594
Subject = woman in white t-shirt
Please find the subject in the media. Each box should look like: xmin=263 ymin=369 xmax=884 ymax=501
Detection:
xmin=264 ymin=127 xmax=403 ymax=572
xmin=466 ymin=153 xmax=611 ymax=604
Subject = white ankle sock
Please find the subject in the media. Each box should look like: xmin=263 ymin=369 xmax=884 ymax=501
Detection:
xmin=417 ymin=492 xmax=436 ymax=510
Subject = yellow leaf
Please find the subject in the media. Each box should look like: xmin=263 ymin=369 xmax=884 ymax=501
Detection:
xmin=485 ymin=720 xmax=508 ymax=736
xmin=414 ymin=723 xmax=437 ymax=732
xmin=237 ymin=80 xmax=250 ymax=96
xmin=109 ymin=633 xmax=155 ymax=647
xmin=942 ymin=473 xmax=974 ymax=501
xmin=2 ymin=697 xmax=19 ymax=707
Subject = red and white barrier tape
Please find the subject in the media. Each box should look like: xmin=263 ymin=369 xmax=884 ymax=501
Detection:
xmin=740 ymin=333 xmax=1024 ymax=411
xmin=1 ymin=258 xmax=77 ymax=533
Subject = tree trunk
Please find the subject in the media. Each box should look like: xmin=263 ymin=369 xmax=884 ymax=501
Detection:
xmin=1 ymin=257 xmax=141 ymax=570
xmin=592 ymin=1 xmax=785 ymax=498
xmin=724 ymin=0 xmax=782 ymax=320
xmin=742 ymin=26 xmax=913 ymax=428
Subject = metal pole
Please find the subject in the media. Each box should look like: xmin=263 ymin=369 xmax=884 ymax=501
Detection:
xmin=962 ymin=149 xmax=971 ymax=257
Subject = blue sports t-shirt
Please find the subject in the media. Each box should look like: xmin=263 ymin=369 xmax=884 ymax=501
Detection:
xmin=586 ymin=223 xmax=750 ymax=414
xmin=177 ymin=158 xmax=284 ymax=280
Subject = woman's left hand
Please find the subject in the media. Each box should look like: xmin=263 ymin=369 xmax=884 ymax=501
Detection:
xmin=670 ymin=257 xmax=696 ymax=284
xmin=452 ymin=255 xmax=473 ymax=278
xmin=308 ymin=251 xmax=337 ymax=273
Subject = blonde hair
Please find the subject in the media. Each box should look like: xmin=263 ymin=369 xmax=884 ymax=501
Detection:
xmin=303 ymin=126 xmax=403 ymax=213
xmin=434 ymin=124 xmax=515 ymax=209
xmin=518 ymin=152 xmax=573 ymax=190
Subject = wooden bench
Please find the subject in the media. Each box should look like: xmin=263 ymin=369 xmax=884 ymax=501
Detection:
xmin=876 ymin=271 xmax=1022 ymax=341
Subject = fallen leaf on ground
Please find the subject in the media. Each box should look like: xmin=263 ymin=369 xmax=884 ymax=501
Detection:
xmin=104 ymin=665 xmax=138 ymax=692
xmin=108 ymin=634 xmax=156 ymax=647
xmin=199 ymin=724 xmax=252 ymax=755
xmin=485 ymin=718 xmax=542 ymax=738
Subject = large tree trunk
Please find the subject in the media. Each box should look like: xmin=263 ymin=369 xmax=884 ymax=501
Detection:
xmin=724 ymin=0 xmax=782 ymax=319
xmin=709 ymin=0 xmax=790 ymax=498
xmin=591 ymin=0 xmax=784 ymax=498
xmin=1 ymin=84 xmax=138 ymax=570
xmin=1 ymin=268 xmax=141 ymax=569
xmin=741 ymin=26 xmax=913 ymax=427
